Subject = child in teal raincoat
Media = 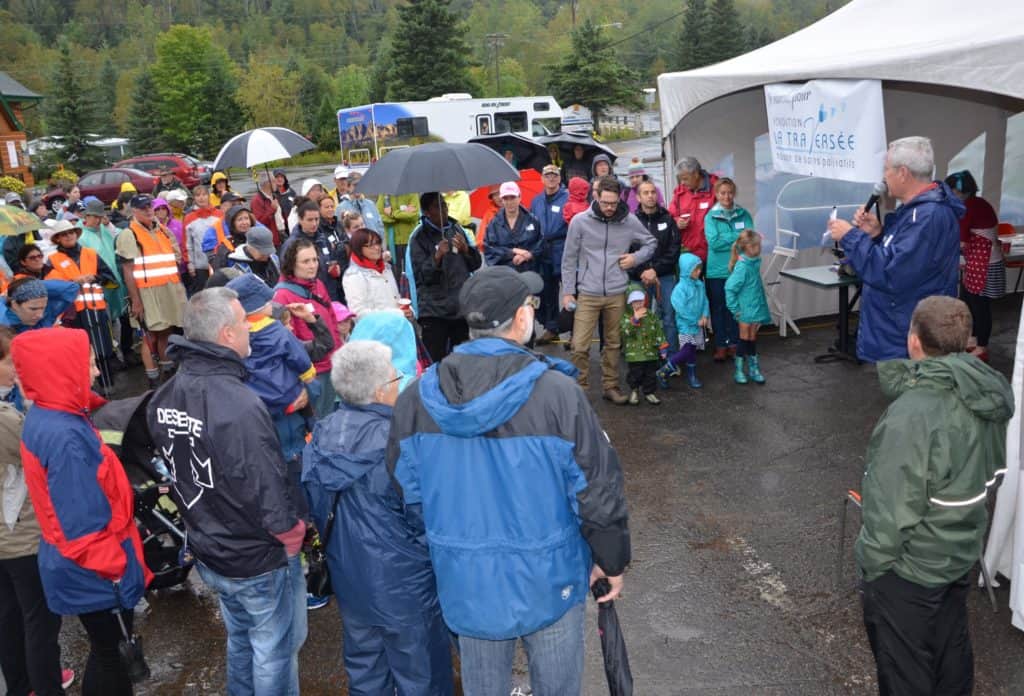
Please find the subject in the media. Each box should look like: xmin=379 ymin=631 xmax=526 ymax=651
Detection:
xmin=725 ymin=230 xmax=771 ymax=384
xmin=657 ymin=253 xmax=710 ymax=389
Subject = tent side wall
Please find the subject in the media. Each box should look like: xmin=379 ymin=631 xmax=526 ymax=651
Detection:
xmin=664 ymin=82 xmax=1023 ymax=321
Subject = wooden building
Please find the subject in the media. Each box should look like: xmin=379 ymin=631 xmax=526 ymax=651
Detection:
xmin=0 ymin=72 xmax=42 ymax=186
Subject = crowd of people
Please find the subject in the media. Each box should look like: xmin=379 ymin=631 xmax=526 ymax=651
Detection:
xmin=0 ymin=132 xmax=1016 ymax=695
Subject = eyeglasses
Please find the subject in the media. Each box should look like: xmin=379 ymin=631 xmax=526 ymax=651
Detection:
xmin=25 ymin=254 xmax=43 ymax=260
xmin=597 ymin=199 xmax=619 ymax=208
xmin=379 ymin=374 xmax=402 ymax=389
xmin=542 ymin=172 xmax=560 ymax=178
xmin=522 ymin=295 xmax=541 ymax=309
xmin=364 ymin=239 xmax=382 ymax=247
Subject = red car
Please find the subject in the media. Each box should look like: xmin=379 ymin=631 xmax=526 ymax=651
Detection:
xmin=76 ymin=167 xmax=158 ymax=205
xmin=115 ymin=153 xmax=204 ymax=188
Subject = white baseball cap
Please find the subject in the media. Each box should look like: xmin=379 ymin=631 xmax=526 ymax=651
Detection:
xmin=333 ymin=165 xmax=350 ymax=180
xmin=499 ymin=181 xmax=520 ymax=198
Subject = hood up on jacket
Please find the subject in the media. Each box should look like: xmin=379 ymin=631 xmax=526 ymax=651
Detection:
xmin=418 ymin=338 xmax=576 ymax=438
xmin=349 ymin=309 xmax=418 ymax=391
xmin=210 ymin=171 xmax=229 ymax=189
xmin=878 ymin=353 xmax=1014 ymax=422
xmin=674 ymin=252 xmax=704 ymax=303
xmin=591 ymin=154 xmax=613 ymax=179
xmin=567 ymin=177 xmax=589 ymax=203
xmin=303 ymin=402 xmax=392 ymax=494
xmin=11 ymin=327 xmax=103 ymax=414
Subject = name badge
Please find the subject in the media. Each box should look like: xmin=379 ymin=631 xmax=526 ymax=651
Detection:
xmin=321 ymin=247 xmax=329 ymax=255
xmin=61 ymin=259 xmax=71 ymax=267
xmin=551 ymin=205 xmax=561 ymax=213
xmin=657 ymin=222 xmax=668 ymax=231
xmin=735 ymin=222 xmax=745 ymax=229
xmin=699 ymin=202 xmax=710 ymax=210
xmin=526 ymin=224 xmax=535 ymax=231
xmin=365 ymin=212 xmax=375 ymax=219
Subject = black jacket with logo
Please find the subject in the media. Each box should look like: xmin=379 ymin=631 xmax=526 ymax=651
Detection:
xmin=147 ymin=337 xmax=302 ymax=578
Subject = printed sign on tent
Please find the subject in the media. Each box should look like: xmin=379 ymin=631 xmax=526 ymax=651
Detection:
xmin=764 ymin=79 xmax=886 ymax=183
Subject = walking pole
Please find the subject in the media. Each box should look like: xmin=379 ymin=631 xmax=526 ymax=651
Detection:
xmin=86 ymin=305 xmax=114 ymax=394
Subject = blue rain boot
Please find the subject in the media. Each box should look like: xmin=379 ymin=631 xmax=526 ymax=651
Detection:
xmin=733 ymin=356 xmax=748 ymax=384
xmin=685 ymin=363 xmax=703 ymax=389
xmin=747 ymin=355 xmax=766 ymax=384
xmin=656 ymin=361 xmax=680 ymax=389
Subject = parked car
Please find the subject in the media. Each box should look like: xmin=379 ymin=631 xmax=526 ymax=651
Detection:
xmin=77 ymin=167 xmax=158 ymax=205
xmin=196 ymin=160 xmax=214 ymax=185
xmin=115 ymin=153 xmax=204 ymax=188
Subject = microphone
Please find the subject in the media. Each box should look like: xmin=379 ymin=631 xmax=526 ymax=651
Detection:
xmin=864 ymin=181 xmax=887 ymax=212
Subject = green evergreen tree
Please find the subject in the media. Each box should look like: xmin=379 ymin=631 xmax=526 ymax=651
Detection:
xmin=98 ymin=57 xmax=119 ymax=135
xmin=126 ymin=69 xmax=168 ymax=155
xmin=546 ymin=20 xmax=643 ymax=135
xmin=387 ymin=0 xmax=478 ymax=100
xmin=314 ymin=95 xmax=338 ymax=151
xmin=672 ymin=0 xmax=711 ymax=71
xmin=43 ymin=39 xmax=106 ymax=169
xmin=706 ymin=0 xmax=744 ymax=65
xmin=297 ymin=64 xmax=333 ymax=135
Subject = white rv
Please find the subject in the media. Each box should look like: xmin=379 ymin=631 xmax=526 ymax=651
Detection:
xmin=337 ymin=94 xmax=562 ymax=164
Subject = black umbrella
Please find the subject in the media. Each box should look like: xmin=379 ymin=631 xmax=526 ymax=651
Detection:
xmin=539 ymin=132 xmax=618 ymax=180
xmin=211 ymin=127 xmax=316 ymax=171
xmin=468 ymin=133 xmax=551 ymax=173
xmin=592 ymin=578 xmax=633 ymax=696
xmin=354 ymin=142 xmax=520 ymax=197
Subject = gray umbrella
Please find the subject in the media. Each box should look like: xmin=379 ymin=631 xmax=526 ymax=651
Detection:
xmin=211 ymin=127 xmax=316 ymax=171
xmin=354 ymin=142 xmax=520 ymax=196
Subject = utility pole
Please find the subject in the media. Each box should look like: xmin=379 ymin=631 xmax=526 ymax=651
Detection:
xmin=571 ymin=0 xmax=577 ymax=26
xmin=485 ymin=33 xmax=508 ymax=95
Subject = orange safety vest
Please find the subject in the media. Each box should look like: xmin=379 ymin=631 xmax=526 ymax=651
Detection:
xmin=128 ymin=221 xmax=181 ymax=288
xmin=214 ymin=219 xmax=235 ymax=253
xmin=47 ymin=247 xmax=107 ymax=311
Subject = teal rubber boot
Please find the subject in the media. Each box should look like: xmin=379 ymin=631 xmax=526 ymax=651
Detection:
xmin=733 ymin=356 xmax=748 ymax=384
xmin=747 ymin=355 xmax=766 ymax=384
xmin=685 ymin=363 xmax=703 ymax=389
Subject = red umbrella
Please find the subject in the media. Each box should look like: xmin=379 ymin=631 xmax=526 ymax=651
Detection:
xmin=469 ymin=168 xmax=544 ymax=219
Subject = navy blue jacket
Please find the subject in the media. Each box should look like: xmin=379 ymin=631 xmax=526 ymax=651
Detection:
xmin=387 ymin=338 xmax=630 ymax=640
xmin=529 ymin=187 xmax=570 ymax=271
xmin=483 ymin=206 xmax=543 ymax=272
xmin=841 ymin=182 xmax=964 ymax=363
xmin=303 ymin=401 xmax=440 ymax=626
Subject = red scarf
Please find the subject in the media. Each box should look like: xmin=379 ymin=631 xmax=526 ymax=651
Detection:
xmin=350 ymin=252 xmax=385 ymax=274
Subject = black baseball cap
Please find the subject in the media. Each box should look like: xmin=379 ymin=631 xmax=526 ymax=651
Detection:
xmin=220 ymin=192 xmax=244 ymax=204
xmin=130 ymin=194 xmax=153 ymax=209
xmin=459 ymin=266 xmax=543 ymax=329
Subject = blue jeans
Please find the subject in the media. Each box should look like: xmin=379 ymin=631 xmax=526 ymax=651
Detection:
xmin=458 ymin=601 xmax=584 ymax=696
xmin=706 ymin=277 xmax=738 ymax=349
xmin=196 ymin=555 xmax=307 ymax=696
xmin=646 ymin=275 xmax=678 ymax=353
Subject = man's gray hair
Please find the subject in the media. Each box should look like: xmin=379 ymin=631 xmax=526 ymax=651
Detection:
xmin=183 ymin=288 xmax=239 ymax=343
xmin=675 ymin=156 xmax=702 ymax=175
xmin=256 ymin=170 xmax=272 ymax=188
xmin=468 ymin=316 xmax=515 ymax=341
xmin=330 ymin=340 xmax=394 ymax=405
xmin=888 ymin=137 xmax=934 ymax=180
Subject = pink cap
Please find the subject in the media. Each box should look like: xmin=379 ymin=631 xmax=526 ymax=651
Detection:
xmin=331 ymin=301 xmax=355 ymax=323
xmin=499 ymin=181 xmax=520 ymax=198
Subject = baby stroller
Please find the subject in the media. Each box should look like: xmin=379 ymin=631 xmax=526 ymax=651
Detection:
xmin=93 ymin=391 xmax=194 ymax=590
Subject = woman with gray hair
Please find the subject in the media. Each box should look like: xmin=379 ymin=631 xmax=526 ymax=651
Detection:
xmin=251 ymin=170 xmax=284 ymax=246
xmin=302 ymin=340 xmax=453 ymax=693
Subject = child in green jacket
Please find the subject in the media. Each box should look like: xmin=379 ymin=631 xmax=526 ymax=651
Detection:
xmin=725 ymin=230 xmax=772 ymax=385
xmin=620 ymin=289 xmax=668 ymax=405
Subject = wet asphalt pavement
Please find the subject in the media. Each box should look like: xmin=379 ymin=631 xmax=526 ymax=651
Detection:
xmin=32 ymin=295 xmax=1024 ymax=695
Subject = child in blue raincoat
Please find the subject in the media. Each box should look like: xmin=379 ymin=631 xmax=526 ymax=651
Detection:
xmin=725 ymin=229 xmax=771 ymax=385
xmin=657 ymin=253 xmax=710 ymax=389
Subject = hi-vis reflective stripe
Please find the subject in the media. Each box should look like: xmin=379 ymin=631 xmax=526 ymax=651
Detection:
xmin=132 ymin=265 xmax=179 ymax=279
xmin=77 ymin=284 xmax=106 ymax=306
xmin=139 ymin=253 xmax=177 ymax=264
xmin=929 ymin=468 xmax=1007 ymax=508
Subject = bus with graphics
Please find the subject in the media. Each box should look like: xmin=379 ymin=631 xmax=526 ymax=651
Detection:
xmin=337 ymin=94 xmax=562 ymax=165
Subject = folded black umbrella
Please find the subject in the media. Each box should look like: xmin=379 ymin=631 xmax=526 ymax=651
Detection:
xmin=591 ymin=578 xmax=633 ymax=696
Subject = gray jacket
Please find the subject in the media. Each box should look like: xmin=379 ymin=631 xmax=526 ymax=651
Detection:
xmin=561 ymin=200 xmax=657 ymax=297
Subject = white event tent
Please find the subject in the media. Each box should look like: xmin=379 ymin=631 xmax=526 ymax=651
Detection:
xmin=657 ymin=0 xmax=1024 ymax=321
xmin=660 ymin=0 xmax=1024 ymax=629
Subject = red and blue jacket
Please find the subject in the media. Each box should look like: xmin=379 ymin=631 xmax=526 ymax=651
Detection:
xmin=13 ymin=328 xmax=152 ymax=615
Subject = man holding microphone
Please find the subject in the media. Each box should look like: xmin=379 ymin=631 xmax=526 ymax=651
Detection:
xmin=827 ymin=136 xmax=963 ymax=363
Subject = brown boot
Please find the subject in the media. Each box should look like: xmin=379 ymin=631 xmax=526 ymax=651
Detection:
xmin=726 ymin=346 xmax=737 ymax=358
xmin=603 ymin=388 xmax=629 ymax=405
xmin=713 ymin=347 xmax=727 ymax=362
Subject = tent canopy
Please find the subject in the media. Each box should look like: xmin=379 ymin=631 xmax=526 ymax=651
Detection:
xmin=656 ymin=0 xmax=1024 ymax=322
xmin=659 ymin=0 xmax=1024 ymax=137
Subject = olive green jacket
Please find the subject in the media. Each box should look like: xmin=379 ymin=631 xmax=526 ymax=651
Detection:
xmin=855 ymin=354 xmax=1013 ymax=586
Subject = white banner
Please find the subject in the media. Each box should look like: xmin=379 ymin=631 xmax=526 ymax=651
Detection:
xmin=764 ymin=79 xmax=886 ymax=183
xmin=5 ymin=141 xmax=18 ymax=169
